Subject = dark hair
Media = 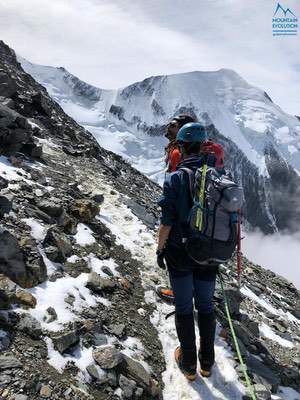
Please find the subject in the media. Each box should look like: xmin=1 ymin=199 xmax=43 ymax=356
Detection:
xmin=173 ymin=114 xmax=195 ymax=129
xmin=181 ymin=142 xmax=201 ymax=156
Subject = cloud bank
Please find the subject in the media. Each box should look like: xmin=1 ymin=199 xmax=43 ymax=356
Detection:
xmin=0 ymin=0 xmax=299 ymax=114
xmin=243 ymin=230 xmax=300 ymax=290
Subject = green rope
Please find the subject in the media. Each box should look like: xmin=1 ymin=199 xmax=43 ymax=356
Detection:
xmin=218 ymin=273 xmax=257 ymax=400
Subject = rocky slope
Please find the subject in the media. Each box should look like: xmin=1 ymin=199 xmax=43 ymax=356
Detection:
xmin=0 ymin=40 xmax=299 ymax=400
xmin=20 ymin=59 xmax=300 ymax=234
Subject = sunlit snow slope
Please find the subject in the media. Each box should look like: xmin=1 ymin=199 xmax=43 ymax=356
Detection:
xmin=20 ymin=57 xmax=300 ymax=186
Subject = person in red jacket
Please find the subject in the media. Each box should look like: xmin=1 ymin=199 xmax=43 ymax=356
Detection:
xmin=165 ymin=116 xmax=224 ymax=172
xmin=157 ymin=117 xmax=225 ymax=304
xmin=165 ymin=115 xmax=195 ymax=173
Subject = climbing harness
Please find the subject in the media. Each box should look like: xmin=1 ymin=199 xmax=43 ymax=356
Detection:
xmin=218 ymin=272 xmax=257 ymax=400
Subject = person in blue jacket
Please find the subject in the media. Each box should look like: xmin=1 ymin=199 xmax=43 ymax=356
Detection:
xmin=156 ymin=122 xmax=218 ymax=380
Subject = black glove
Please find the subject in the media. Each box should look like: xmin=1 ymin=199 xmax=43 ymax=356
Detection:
xmin=156 ymin=249 xmax=166 ymax=270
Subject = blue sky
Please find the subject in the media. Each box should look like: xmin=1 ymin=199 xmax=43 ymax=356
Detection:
xmin=0 ymin=0 xmax=299 ymax=114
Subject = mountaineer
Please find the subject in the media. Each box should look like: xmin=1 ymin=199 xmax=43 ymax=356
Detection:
xmin=157 ymin=122 xmax=218 ymax=380
xmin=157 ymin=118 xmax=225 ymax=304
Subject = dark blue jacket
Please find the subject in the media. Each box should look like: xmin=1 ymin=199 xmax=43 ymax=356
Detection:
xmin=158 ymin=154 xmax=218 ymax=240
xmin=158 ymin=154 xmax=219 ymax=277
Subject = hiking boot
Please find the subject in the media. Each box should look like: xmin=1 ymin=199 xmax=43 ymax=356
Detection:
xmin=175 ymin=347 xmax=197 ymax=381
xmin=155 ymin=286 xmax=174 ymax=304
xmin=175 ymin=313 xmax=197 ymax=379
xmin=198 ymin=353 xmax=213 ymax=378
xmin=197 ymin=312 xmax=216 ymax=377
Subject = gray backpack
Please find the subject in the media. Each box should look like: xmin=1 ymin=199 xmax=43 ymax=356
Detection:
xmin=180 ymin=164 xmax=244 ymax=266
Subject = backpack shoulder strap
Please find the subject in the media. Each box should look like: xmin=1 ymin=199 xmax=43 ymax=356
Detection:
xmin=178 ymin=167 xmax=194 ymax=200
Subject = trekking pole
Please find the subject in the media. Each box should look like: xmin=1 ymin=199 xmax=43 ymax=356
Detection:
xmin=218 ymin=272 xmax=257 ymax=400
xmin=237 ymin=210 xmax=242 ymax=288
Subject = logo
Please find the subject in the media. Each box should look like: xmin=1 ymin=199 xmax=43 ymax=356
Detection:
xmin=272 ymin=3 xmax=298 ymax=36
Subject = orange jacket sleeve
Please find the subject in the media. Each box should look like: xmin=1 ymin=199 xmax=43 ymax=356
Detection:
xmin=169 ymin=148 xmax=182 ymax=172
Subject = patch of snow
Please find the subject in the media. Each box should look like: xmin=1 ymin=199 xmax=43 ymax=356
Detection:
xmin=45 ymin=337 xmax=95 ymax=380
xmin=144 ymin=290 xmax=156 ymax=304
xmin=241 ymin=286 xmax=279 ymax=315
xmin=259 ymin=322 xmax=294 ymax=348
xmin=288 ymin=145 xmax=298 ymax=154
xmin=67 ymin=255 xmax=80 ymax=263
xmin=0 ymin=156 xmax=25 ymax=181
xmin=74 ymin=223 xmax=96 ymax=246
xmin=22 ymin=218 xmax=47 ymax=241
xmin=137 ymin=308 xmax=146 ymax=316
xmin=271 ymin=386 xmax=300 ymax=400
xmin=29 ymin=273 xmax=109 ymax=331
xmin=28 ymin=119 xmax=41 ymax=130
xmin=241 ymin=286 xmax=300 ymax=326
xmin=274 ymin=126 xmax=292 ymax=144
xmin=38 ymin=248 xmax=62 ymax=275
xmin=114 ymin=388 xmax=122 ymax=398
xmin=45 ymin=337 xmax=69 ymax=372
xmin=86 ymin=254 xmax=119 ymax=277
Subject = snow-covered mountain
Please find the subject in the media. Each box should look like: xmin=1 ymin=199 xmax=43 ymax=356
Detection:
xmin=20 ymin=58 xmax=300 ymax=234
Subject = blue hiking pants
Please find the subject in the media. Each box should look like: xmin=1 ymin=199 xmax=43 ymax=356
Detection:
xmin=169 ymin=268 xmax=216 ymax=315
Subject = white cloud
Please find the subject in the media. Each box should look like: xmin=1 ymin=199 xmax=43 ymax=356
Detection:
xmin=242 ymin=230 xmax=300 ymax=289
xmin=0 ymin=0 xmax=299 ymax=114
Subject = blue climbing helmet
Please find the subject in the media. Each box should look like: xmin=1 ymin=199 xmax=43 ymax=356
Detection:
xmin=176 ymin=122 xmax=208 ymax=143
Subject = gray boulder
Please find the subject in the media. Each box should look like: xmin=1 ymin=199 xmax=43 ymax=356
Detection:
xmin=118 ymin=354 xmax=159 ymax=397
xmin=119 ymin=374 xmax=136 ymax=399
xmin=0 ymin=176 xmax=8 ymax=190
xmin=17 ymin=313 xmax=42 ymax=339
xmin=0 ymin=354 xmax=22 ymax=369
xmin=43 ymin=227 xmax=72 ymax=262
xmin=64 ymin=258 xmax=90 ymax=278
xmin=291 ymin=306 xmax=300 ymax=319
xmin=0 ymin=72 xmax=17 ymax=97
xmin=0 ymin=274 xmax=16 ymax=301
xmin=92 ymin=345 xmax=123 ymax=369
xmin=86 ymin=272 xmax=115 ymax=293
xmin=52 ymin=329 xmax=79 ymax=353
xmin=253 ymin=383 xmax=271 ymax=400
xmin=0 ymin=230 xmax=28 ymax=287
xmin=224 ymin=288 xmax=244 ymax=317
xmin=246 ymin=354 xmax=280 ymax=392
xmin=0 ymin=288 xmax=9 ymax=309
xmin=106 ymin=323 xmax=126 ymax=338
xmin=36 ymin=199 xmax=63 ymax=218
xmin=43 ymin=306 xmax=57 ymax=323
xmin=0 ymin=195 xmax=12 ymax=217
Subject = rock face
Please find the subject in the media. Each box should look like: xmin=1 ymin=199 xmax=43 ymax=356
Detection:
xmin=0 ymin=231 xmax=47 ymax=288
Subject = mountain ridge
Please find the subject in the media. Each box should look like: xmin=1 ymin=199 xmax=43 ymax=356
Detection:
xmin=20 ymin=56 xmax=300 ymax=234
